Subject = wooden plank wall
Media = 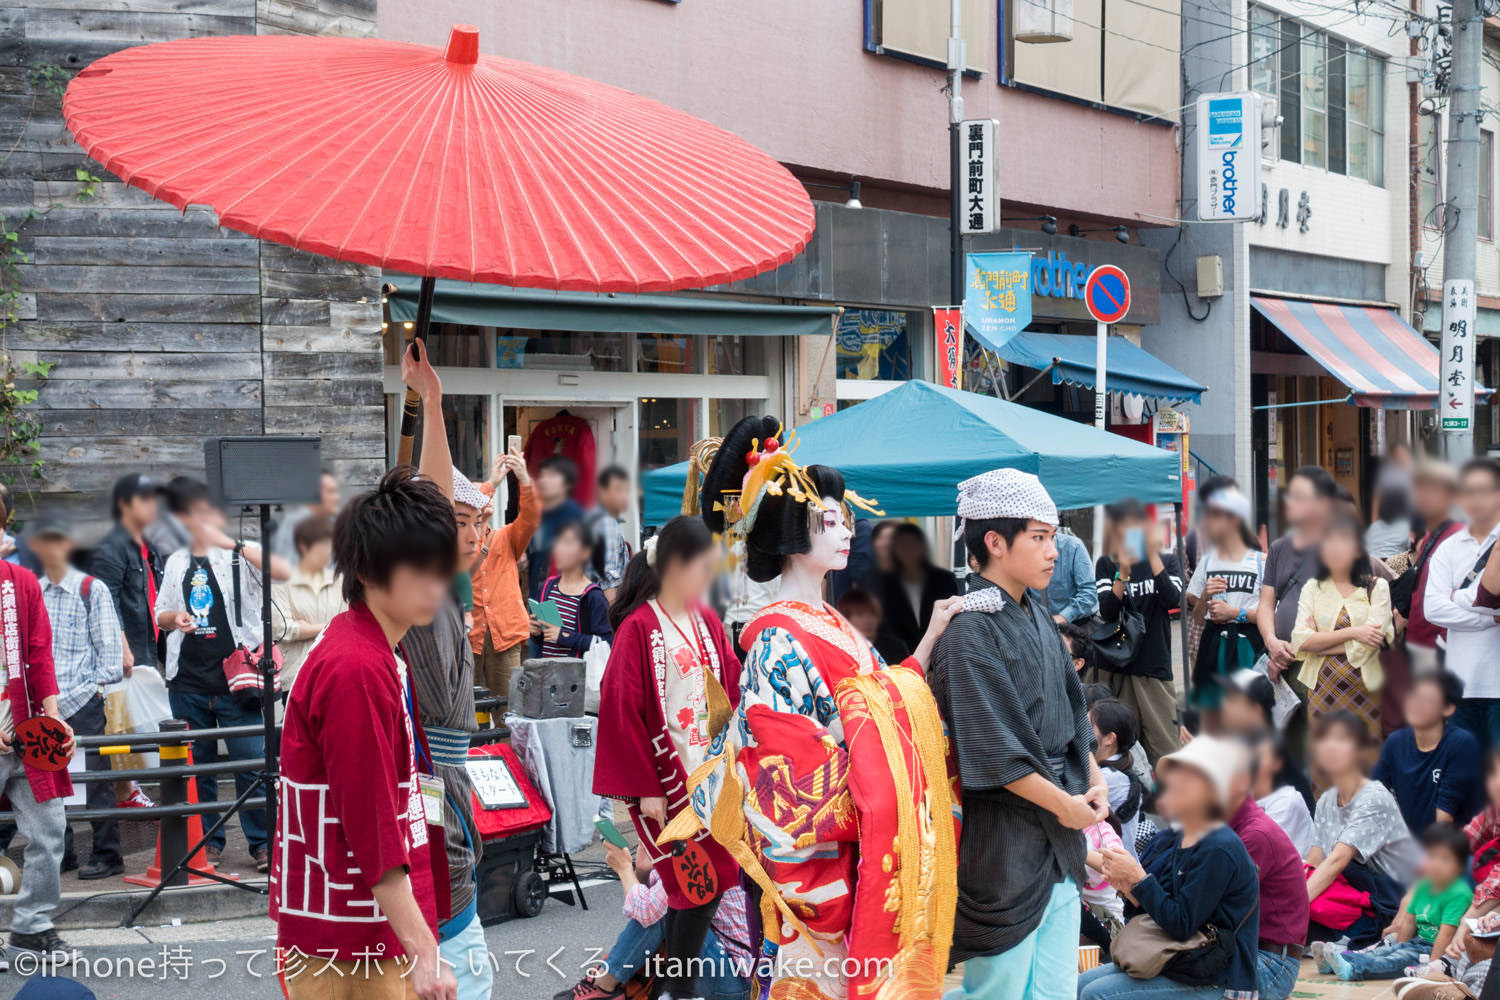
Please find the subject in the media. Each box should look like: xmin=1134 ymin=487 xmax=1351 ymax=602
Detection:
xmin=0 ymin=0 xmax=381 ymax=541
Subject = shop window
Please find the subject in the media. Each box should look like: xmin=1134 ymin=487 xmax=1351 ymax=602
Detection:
xmin=836 ymin=309 xmax=913 ymax=381
xmin=710 ymin=398 xmax=757 ymax=438
xmin=636 ymin=335 xmax=697 ymax=374
xmin=639 ymin=397 xmax=699 ymax=471
xmin=1482 ymin=130 xmax=1494 ymax=241
xmin=494 ymin=330 xmax=625 ymax=372
xmin=385 ymin=393 xmax=489 ymax=483
xmin=1251 ymin=7 xmax=1386 ymax=185
xmin=867 ymin=0 xmax=989 ymax=71
xmin=706 ymin=335 xmax=769 ymax=376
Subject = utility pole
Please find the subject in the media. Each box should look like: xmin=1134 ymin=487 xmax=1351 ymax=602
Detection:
xmin=1440 ymin=0 xmax=1482 ymax=459
xmin=948 ymin=0 xmax=964 ymax=309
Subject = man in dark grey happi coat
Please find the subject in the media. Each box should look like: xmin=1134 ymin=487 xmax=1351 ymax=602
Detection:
xmin=928 ymin=469 xmax=1110 ymax=1000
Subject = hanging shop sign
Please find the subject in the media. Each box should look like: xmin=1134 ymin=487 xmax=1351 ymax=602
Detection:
xmin=965 ymin=251 xmax=1034 ymax=350
xmin=1195 ymin=93 xmax=1261 ymax=222
xmin=1441 ymin=278 xmax=1476 ymax=430
xmin=934 ymin=307 xmax=963 ymax=389
xmin=960 ymin=119 xmax=999 ymax=234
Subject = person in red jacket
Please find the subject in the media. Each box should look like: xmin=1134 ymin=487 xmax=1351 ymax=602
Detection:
xmin=273 ymin=467 xmax=459 ymax=1000
xmin=0 ymin=548 xmax=76 ymax=959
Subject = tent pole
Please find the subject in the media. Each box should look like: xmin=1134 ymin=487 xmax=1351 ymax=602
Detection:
xmin=1175 ymin=500 xmax=1191 ymax=717
xmin=396 ymin=275 xmax=437 ymax=466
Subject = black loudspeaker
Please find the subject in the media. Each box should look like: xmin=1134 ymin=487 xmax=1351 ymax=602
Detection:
xmin=204 ymin=437 xmax=323 ymax=507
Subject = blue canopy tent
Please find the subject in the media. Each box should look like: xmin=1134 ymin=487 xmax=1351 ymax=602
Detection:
xmin=642 ymin=380 xmax=1183 ymax=523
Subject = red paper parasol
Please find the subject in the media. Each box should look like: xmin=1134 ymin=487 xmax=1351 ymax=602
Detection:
xmin=62 ymin=25 xmax=815 ymax=457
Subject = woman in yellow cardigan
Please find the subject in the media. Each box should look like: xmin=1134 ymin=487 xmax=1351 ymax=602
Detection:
xmin=1291 ymin=515 xmax=1395 ymax=789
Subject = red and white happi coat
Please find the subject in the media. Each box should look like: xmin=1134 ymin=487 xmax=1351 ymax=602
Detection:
xmin=593 ymin=599 xmax=743 ymax=909
xmin=0 ymin=561 xmax=70 ymax=804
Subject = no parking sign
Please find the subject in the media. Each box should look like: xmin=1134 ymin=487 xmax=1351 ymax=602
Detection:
xmin=1085 ymin=265 xmax=1131 ymax=325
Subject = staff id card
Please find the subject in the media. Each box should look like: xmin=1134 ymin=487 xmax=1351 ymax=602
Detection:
xmin=418 ymin=773 xmax=446 ymax=829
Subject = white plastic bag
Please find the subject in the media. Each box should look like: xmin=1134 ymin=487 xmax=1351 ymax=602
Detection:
xmin=584 ymin=637 xmax=610 ymax=715
xmin=121 ymin=665 xmax=172 ymax=768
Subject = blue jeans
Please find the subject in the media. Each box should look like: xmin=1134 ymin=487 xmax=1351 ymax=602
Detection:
xmin=1077 ymin=965 xmax=1223 ymax=1000
xmin=947 ymin=878 xmax=1081 ymax=1000
xmin=167 ymin=689 xmax=267 ymax=853
xmin=1455 ymin=699 xmax=1500 ymax=753
xmin=1257 ymin=950 xmax=1301 ymax=1000
xmin=603 ymin=918 xmax=749 ymax=1000
xmin=1340 ymin=938 xmax=1432 ymax=981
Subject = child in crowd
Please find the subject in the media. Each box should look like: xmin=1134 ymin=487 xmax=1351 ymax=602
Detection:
xmin=1080 ymin=817 xmax=1127 ymax=947
xmin=532 ymin=521 xmax=613 ymax=658
xmin=1324 ymin=823 xmax=1473 ymax=982
xmin=1373 ymin=671 xmax=1482 ymax=836
xmin=1059 ymin=620 xmax=1095 ymax=677
xmin=1083 ymin=684 xmax=1154 ymax=795
xmin=1090 ymin=698 xmax=1144 ymax=856
xmin=1306 ymin=711 xmax=1422 ymax=950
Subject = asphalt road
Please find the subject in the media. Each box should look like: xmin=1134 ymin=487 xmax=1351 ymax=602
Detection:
xmin=6 ymin=877 xmax=625 ymax=999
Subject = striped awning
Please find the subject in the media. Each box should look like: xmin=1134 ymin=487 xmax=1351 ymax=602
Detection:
xmin=1252 ymin=296 xmax=1451 ymax=409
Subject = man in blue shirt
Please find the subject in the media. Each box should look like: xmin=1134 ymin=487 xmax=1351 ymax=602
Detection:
xmin=1373 ymin=671 xmax=1482 ymax=836
xmin=1045 ymin=529 xmax=1098 ymax=625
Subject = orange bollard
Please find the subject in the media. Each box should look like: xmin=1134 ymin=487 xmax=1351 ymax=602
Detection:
xmin=123 ymin=723 xmax=237 ymax=888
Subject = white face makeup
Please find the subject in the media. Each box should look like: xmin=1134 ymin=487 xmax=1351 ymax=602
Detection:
xmin=796 ymin=497 xmax=852 ymax=575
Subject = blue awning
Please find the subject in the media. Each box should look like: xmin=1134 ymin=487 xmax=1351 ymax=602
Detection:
xmin=642 ymin=380 xmax=1182 ymax=523
xmin=987 ymin=330 xmax=1206 ymax=405
xmin=386 ymin=274 xmax=837 ymax=337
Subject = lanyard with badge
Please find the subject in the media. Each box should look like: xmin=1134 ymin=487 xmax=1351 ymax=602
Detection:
xmin=396 ymin=657 xmax=445 ymax=834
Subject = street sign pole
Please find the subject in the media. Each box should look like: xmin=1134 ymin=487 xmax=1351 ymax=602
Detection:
xmin=1084 ymin=264 xmax=1131 ymax=558
xmin=1094 ymin=318 xmax=1109 ymax=555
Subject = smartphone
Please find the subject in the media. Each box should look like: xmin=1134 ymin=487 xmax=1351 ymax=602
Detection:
xmin=595 ymin=817 xmax=630 ymax=850
xmin=507 ymin=434 xmax=522 ymax=455
xmin=1124 ymin=526 xmax=1146 ymax=561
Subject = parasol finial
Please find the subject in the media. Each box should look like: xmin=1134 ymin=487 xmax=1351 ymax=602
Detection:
xmin=444 ymin=25 xmax=480 ymax=65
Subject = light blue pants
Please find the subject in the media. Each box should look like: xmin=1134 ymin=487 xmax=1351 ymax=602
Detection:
xmin=946 ymin=878 xmax=1081 ymax=1000
xmin=439 ymin=908 xmax=494 ymax=1000
xmin=1077 ymin=965 xmax=1223 ymax=1000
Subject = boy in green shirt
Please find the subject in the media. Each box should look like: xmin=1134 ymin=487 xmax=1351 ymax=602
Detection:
xmin=1329 ymin=823 xmax=1473 ymax=981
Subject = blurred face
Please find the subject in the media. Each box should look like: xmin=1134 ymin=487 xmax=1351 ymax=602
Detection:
xmin=1312 ymin=725 xmax=1363 ymax=780
xmin=791 ymin=500 xmax=852 ymax=576
xmin=120 ymin=493 xmax=158 ymax=529
xmin=893 ymin=532 xmax=927 ymax=574
xmin=551 ymin=527 xmax=588 ymax=572
xmin=30 ymin=535 xmax=73 ymax=572
xmin=186 ymin=499 xmax=224 ymax=542
xmin=872 ymin=525 xmax=895 ymax=571
xmin=369 ymin=564 xmax=451 ymax=630
xmin=1204 ymin=508 xmax=1238 ymax=546
xmin=1157 ymin=762 xmax=1216 ymax=825
xmin=299 ymin=538 xmax=333 ymax=572
xmin=1459 ymin=468 xmax=1500 ymax=526
xmin=1414 ymin=479 xmax=1457 ymax=525
xmin=844 ymin=604 xmax=879 ymax=640
xmin=319 ymin=473 xmax=341 ymax=512
xmin=1318 ymin=527 xmax=1360 ymax=578
xmin=1220 ymin=690 xmax=1266 ymax=735
xmin=536 ymin=468 xmax=569 ymax=504
xmin=1404 ymin=680 xmax=1452 ymax=730
xmin=453 ymin=502 xmax=482 ymax=563
xmin=1284 ymin=475 xmax=1329 ymax=530
xmin=1420 ymin=843 xmax=1465 ymax=888
xmin=986 ymin=521 xmax=1057 ymax=591
xmin=1486 ymin=761 xmax=1500 ymax=810
xmin=664 ymin=547 xmax=716 ymax=607
xmin=598 ymin=476 xmax=630 ymax=516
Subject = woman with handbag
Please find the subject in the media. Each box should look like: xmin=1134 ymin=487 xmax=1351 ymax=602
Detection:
xmin=1080 ymin=735 xmax=1261 ymax=1000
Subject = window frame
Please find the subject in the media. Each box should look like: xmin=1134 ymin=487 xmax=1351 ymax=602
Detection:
xmin=1482 ymin=129 xmax=1495 ymax=242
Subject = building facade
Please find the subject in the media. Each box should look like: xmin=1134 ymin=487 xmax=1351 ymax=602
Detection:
xmin=1 ymin=0 xmax=385 ymax=540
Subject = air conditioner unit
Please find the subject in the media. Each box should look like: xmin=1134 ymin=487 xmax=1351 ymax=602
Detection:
xmin=1014 ymin=0 xmax=1073 ymax=43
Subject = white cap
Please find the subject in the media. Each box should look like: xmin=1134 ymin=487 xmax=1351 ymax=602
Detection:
xmin=1156 ymin=735 xmax=1247 ymax=811
xmin=451 ymin=466 xmax=488 ymax=511
xmin=954 ymin=468 xmax=1059 ymax=538
xmin=1206 ymin=488 xmax=1252 ymax=525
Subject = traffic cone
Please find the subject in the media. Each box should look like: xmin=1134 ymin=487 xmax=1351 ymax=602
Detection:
xmin=123 ymin=733 xmax=238 ymax=887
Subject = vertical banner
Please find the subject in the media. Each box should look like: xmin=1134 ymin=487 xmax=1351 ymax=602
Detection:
xmin=1195 ymin=93 xmax=1261 ymax=222
xmin=934 ymin=307 xmax=963 ymax=389
xmin=965 ymin=252 xmax=1034 ymax=351
xmin=1442 ymin=278 xmax=1476 ymax=430
xmin=960 ymin=119 xmax=999 ymax=234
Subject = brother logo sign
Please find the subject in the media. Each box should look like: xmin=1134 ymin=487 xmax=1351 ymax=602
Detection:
xmin=1196 ymin=93 xmax=1260 ymax=222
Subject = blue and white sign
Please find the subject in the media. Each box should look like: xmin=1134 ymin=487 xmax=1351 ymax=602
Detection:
xmin=965 ymin=251 xmax=1034 ymax=351
xmin=1196 ymin=93 xmax=1261 ymax=222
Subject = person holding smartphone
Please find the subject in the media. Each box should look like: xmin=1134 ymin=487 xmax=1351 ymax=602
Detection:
xmin=1094 ymin=499 xmax=1184 ymax=768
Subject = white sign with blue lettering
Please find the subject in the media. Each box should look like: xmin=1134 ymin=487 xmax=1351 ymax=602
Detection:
xmin=1196 ymin=93 xmax=1261 ymax=222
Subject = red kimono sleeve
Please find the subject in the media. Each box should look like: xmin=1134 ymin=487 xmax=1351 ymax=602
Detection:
xmin=316 ymin=676 xmax=414 ymax=890
xmin=592 ymin=616 xmax=665 ymax=800
xmin=22 ymin=571 xmax=57 ymax=702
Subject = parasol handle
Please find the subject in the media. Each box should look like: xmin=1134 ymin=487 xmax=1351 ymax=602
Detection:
xmin=395 ymin=274 xmax=437 ymax=467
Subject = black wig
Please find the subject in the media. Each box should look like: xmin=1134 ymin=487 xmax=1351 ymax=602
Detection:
xmin=701 ymin=414 xmax=848 ymax=583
